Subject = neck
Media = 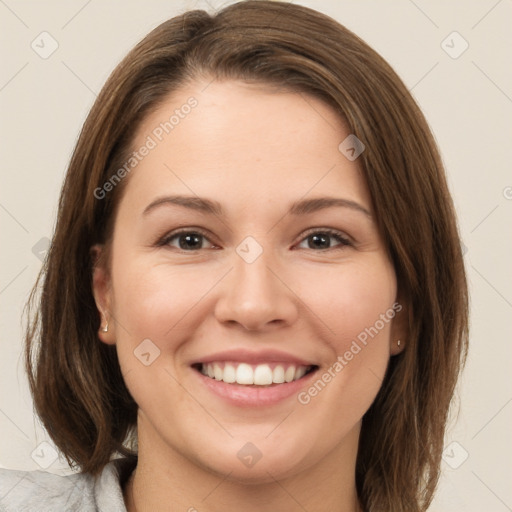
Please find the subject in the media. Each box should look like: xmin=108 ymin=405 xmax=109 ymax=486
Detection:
xmin=124 ymin=413 xmax=363 ymax=512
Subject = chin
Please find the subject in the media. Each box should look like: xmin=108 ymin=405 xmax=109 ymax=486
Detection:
xmin=186 ymin=430 xmax=316 ymax=484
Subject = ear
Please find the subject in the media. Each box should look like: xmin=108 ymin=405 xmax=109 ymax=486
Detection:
xmin=91 ymin=244 xmax=116 ymax=345
xmin=389 ymin=293 xmax=409 ymax=356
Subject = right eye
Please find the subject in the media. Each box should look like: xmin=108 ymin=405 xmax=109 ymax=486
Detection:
xmin=157 ymin=228 xmax=217 ymax=252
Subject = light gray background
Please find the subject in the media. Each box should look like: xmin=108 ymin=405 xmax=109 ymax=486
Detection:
xmin=1 ymin=1 xmax=511 ymax=510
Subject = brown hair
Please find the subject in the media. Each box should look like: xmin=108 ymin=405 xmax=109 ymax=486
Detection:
xmin=24 ymin=1 xmax=469 ymax=510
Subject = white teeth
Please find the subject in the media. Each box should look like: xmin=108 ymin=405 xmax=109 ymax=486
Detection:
xmin=254 ymin=364 xmax=273 ymax=385
xmin=273 ymin=365 xmax=285 ymax=383
xmin=295 ymin=366 xmax=307 ymax=380
xmin=284 ymin=366 xmax=295 ymax=383
xmin=223 ymin=363 xmax=236 ymax=383
xmin=236 ymin=363 xmax=254 ymax=385
xmin=213 ymin=363 xmax=223 ymax=381
xmin=200 ymin=362 xmax=312 ymax=386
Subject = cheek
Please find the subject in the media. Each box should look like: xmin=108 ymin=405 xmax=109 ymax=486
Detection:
xmin=110 ymin=253 xmax=219 ymax=339
xmin=294 ymin=259 xmax=396 ymax=422
xmin=108 ymin=255 xmax=210 ymax=410
xmin=293 ymin=258 xmax=396 ymax=409
xmin=300 ymin=257 xmax=397 ymax=348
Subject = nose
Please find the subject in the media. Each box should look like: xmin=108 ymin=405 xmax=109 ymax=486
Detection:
xmin=214 ymin=247 xmax=299 ymax=332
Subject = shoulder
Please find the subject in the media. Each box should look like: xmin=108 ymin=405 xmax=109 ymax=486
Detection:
xmin=0 ymin=466 xmax=95 ymax=511
xmin=0 ymin=456 xmax=136 ymax=512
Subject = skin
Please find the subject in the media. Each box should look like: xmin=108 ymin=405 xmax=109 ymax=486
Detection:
xmin=92 ymin=79 xmax=407 ymax=512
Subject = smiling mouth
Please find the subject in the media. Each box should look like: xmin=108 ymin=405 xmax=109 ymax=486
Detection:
xmin=192 ymin=362 xmax=318 ymax=386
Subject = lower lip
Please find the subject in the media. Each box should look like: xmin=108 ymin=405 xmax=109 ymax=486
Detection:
xmin=194 ymin=368 xmax=318 ymax=407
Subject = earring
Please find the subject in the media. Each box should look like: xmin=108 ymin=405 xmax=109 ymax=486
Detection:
xmin=397 ymin=339 xmax=401 ymax=347
xmin=102 ymin=319 xmax=109 ymax=333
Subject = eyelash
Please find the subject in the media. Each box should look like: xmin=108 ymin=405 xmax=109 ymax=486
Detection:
xmin=156 ymin=227 xmax=353 ymax=253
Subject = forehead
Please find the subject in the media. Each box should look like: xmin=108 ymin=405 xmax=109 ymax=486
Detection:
xmin=120 ymin=79 xmax=371 ymax=218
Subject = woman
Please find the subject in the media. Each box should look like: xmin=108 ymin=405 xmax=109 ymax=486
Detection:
xmin=0 ymin=1 xmax=469 ymax=511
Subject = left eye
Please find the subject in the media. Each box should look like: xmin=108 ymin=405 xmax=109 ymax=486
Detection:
xmin=296 ymin=229 xmax=352 ymax=251
xmin=158 ymin=229 xmax=351 ymax=252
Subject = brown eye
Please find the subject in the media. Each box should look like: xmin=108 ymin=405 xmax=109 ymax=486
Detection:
xmin=296 ymin=229 xmax=352 ymax=251
xmin=159 ymin=229 xmax=215 ymax=251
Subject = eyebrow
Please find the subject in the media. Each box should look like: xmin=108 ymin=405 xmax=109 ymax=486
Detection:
xmin=142 ymin=195 xmax=371 ymax=218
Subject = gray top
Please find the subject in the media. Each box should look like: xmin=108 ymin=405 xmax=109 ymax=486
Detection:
xmin=0 ymin=456 xmax=137 ymax=512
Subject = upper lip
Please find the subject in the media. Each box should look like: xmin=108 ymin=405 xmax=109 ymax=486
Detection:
xmin=190 ymin=349 xmax=316 ymax=367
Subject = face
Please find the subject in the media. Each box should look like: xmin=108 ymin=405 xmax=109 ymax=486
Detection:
xmin=93 ymin=79 xmax=405 ymax=482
